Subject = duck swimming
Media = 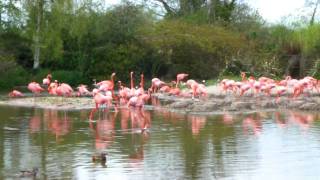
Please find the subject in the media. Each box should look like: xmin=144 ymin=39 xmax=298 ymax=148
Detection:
xmin=20 ymin=167 xmax=39 ymax=177
xmin=92 ymin=152 xmax=107 ymax=164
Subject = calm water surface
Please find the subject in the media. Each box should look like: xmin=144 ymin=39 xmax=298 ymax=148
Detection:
xmin=0 ymin=101 xmax=320 ymax=179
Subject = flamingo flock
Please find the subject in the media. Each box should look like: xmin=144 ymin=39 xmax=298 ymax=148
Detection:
xmin=7 ymin=72 xmax=206 ymax=118
xmin=220 ymin=72 xmax=320 ymax=101
xmin=8 ymin=71 xmax=320 ymax=107
xmin=8 ymin=71 xmax=320 ymax=110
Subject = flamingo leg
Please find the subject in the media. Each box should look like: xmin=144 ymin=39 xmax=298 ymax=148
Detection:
xmin=90 ymin=103 xmax=99 ymax=120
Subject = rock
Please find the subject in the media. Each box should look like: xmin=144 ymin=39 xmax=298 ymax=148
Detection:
xmin=299 ymin=103 xmax=319 ymax=110
xmin=259 ymin=101 xmax=277 ymax=109
xmin=169 ymin=100 xmax=193 ymax=109
xmin=191 ymin=102 xmax=220 ymax=112
xmin=287 ymin=101 xmax=305 ymax=108
xmin=231 ymin=102 xmax=253 ymax=110
xmin=313 ymin=97 xmax=320 ymax=104
xmin=215 ymin=99 xmax=232 ymax=106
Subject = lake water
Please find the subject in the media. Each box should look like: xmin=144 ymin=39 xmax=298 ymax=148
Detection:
xmin=0 ymin=101 xmax=320 ymax=179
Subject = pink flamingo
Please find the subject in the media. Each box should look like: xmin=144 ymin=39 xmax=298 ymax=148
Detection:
xmin=275 ymin=85 xmax=287 ymax=102
xmin=8 ymin=90 xmax=24 ymax=98
xmin=90 ymin=89 xmax=113 ymax=119
xmin=239 ymin=83 xmax=251 ymax=96
xmin=159 ymin=85 xmax=171 ymax=93
xmin=42 ymin=73 xmax=52 ymax=85
xmin=127 ymin=95 xmax=145 ymax=108
xmin=220 ymin=79 xmax=235 ymax=94
xmin=56 ymin=83 xmax=73 ymax=97
xmin=128 ymin=89 xmax=151 ymax=108
xmin=129 ymin=71 xmax=137 ymax=96
xmin=186 ymin=79 xmax=200 ymax=98
xmin=196 ymin=84 xmax=207 ymax=97
xmin=76 ymin=84 xmax=91 ymax=96
xmin=135 ymin=74 xmax=145 ymax=96
xmin=258 ymin=76 xmax=275 ymax=84
xmin=150 ymin=77 xmax=165 ymax=93
xmin=48 ymin=80 xmax=59 ymax=95
xmin=169 ymin=87 xmax=181 ymax=96
xmin=28 ymin=82 xmax=44 ymax=96
xmin=97 ymin=72 xmax=116 ymax=95
xmin=176 ymin=73 xmax=188 ymax=87
xmin=118 ymin=81 xmax=131 ymax=105
xmin=260 ymin=83 xmax=276 ymax=96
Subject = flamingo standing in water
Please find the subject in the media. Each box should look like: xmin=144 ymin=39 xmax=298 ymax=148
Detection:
xmin=128 ymin=89 xmax=151 ymax=108
xmin=97 ymin=72 xmax=116 ymax=96
xmin=129 ymin=71 xmax=138 ymax=97
xmin=90 ymin=89 xmax=113 ymax=119
xmin=8 ymin=90 xmax=24 ymax=97
xmin=135 ymin=74 xmax=145 ymax=96
xmin=118 ymin=81 xmax=131 ymax=105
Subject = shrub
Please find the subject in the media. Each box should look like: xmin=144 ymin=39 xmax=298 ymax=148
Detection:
xmin=0 ymin=62 xmax=30 ymax=90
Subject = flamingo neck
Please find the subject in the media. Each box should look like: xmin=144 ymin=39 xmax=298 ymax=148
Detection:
xmin=140 ymin=75 xmax=144 ymax=90
xmin=130 ymin=73 xmax=134 ymax=89
xmin=111 ymin=74 xmax=115 ymax=87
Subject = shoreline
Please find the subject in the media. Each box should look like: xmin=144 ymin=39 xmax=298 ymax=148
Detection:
xmin=0 ymin=96 xmax=95 ymax=111
xmin=154 ymin=85 xmax=320 ymax=114
xmin=0 ymin=85 xmax=319 ymax=114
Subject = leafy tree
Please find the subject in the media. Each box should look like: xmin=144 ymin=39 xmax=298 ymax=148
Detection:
xmin=144 ymin=20 xmax=244 ymax=79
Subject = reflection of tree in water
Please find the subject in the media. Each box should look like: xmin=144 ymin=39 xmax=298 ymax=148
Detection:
xmin=0 ymin=106 xmax=34 ymax=178
xmin=174 ymin=112 xmax=263 ymax=179
xmin=201 ymin=115 xmax=239 ymax=178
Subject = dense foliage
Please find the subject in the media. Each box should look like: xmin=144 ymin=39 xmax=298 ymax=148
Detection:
xmin=0 ymin=0 xmax=320 ymax=89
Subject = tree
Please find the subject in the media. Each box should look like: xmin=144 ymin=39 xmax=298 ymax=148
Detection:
xmin=144 ymin=20 xmax=244 ymax=78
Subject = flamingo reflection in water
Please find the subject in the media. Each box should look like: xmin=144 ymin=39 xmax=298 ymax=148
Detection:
xmin=47 ymin=110 xmax=71 ymax=142
xmin=127 ymin=108 xmax=151 ymax=168
xmin=242 ymin=114 xmax=262 ymax=136
xmin=275 ymin=112 xmax=288 ymax=128
xmin=129 ymin=106 xmax=151 ymax=132
xmin=29 ymin=109 xmax=41 ymax=133
xmin=188 ymin=115 xmax=207 ymax=136
xmin=120 ymin=107 xmax=130 ymax=131
xmin=30 ymin=109 xmax=71 ymax=142
xmin=89 ymin=110 xmax=118 ymax=151
xmin=288 ymin=111 xmax=315 ymax=131
xmin=222 ymin=113 xmax=234 ymax=125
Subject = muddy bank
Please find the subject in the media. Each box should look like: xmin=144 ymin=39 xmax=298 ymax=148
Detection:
xmin=154 ymin=85 xmax=320 ymax=114
xmin=0 ymin=96 xmax=95 ymax=110
xmin=0 ymin=85 xmax=320 ymax=113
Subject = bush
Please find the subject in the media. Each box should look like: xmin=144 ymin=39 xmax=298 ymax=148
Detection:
xmin=309 ymin=59 xmax=320 ymax=79
xmin=48 ymin=70 xmax=89 ymax=87
xmin=0 ymin=63 xmax=30 ymax=90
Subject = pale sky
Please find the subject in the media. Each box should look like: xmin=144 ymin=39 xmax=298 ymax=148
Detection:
xmin=105 ymin=0 xmax=307 ymax=23
xmin=105 ymin=0 xmax=120 ymax=6
xmin=247 ymin=0 xmax=306 ymax=23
